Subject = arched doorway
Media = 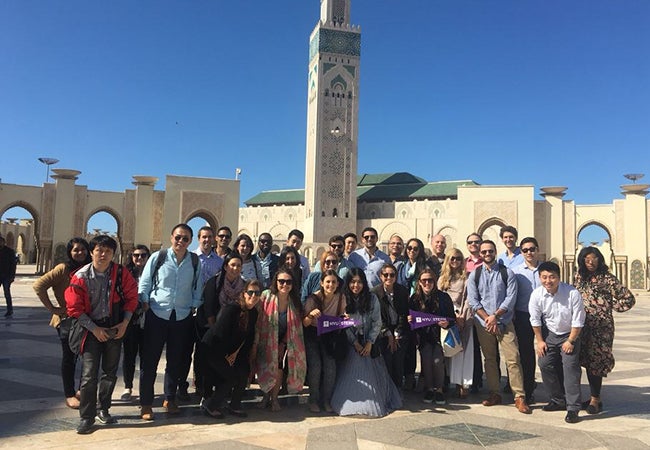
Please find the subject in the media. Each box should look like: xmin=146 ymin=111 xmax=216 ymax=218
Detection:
xmin=1 ymin=205 xmax=38 ymax=267
xmin=86 ymin=210 xmax=122 ymax=263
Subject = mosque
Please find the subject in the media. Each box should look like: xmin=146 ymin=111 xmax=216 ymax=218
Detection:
xmin=1 ymin=0 xmax=648 ymax=289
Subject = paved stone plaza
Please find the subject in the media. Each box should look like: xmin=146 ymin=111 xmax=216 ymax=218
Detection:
xmin=1 ymin=268 xmax=648 ymax=449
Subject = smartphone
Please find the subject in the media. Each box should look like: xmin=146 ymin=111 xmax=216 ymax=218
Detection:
xmin=106 ymin=328 xmax=118 ymax=339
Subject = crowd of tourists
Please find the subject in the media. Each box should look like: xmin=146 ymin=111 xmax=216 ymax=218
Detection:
xmin=28 ymin=223 xmax=635 ymax=434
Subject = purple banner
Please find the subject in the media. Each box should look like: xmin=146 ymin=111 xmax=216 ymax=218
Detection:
xmin=317 ymin=315 xmax=359 ymax=336
xmin=409 ymin=309 xmax=452 ymax=330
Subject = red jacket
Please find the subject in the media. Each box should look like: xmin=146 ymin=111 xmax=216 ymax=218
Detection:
xmin=65 ymin=262 xmax=138 ymax=322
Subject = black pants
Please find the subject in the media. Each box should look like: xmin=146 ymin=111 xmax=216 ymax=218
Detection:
xmin=79 ymin=333 xmax=121 ymax=420
xmin=122 ymin=323 xmax=144 ymax=389
xmin=513 ymin=310 xmax=536 ymax=397
xmin=57 ymin=326 xmax=79 ymax=398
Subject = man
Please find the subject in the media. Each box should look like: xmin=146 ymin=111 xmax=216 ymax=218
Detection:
xmin=0 ymin=236 xmax=17 ymax=317
xmin=256 ymin=232 xmax=279 ymax=289
xmin=498 ymin=226 xmax=524 ymax=268
xmin=427 ymin=234 xmax=447 ymax=277
xmin=286 ymin=229 xmax=310 ymax=283
xmin=343 ymin=232 xmax=357 ymax=260
xmin=347 ymin=227 xmax=390 ymax=289
xmin=529 ymin=261 xmax=585 ymax=423
xmin=194 ymin=226 xmax=223 ymax=287
xmin=65 ymin=235 xmax=138 ymax=434
xmin=513 ymin=237 xmax=542 ymax=404
xmin=388 ymin=234 xmax=406 ymax=273
xmin=214 ymin=226 xmax=233 ymax=259
xmin=302 ymin=235 xmax=352 ymax=302
xmin=464 ymin=233 xmax=483 ymax=273
xmin=138 ymin=223 xmax=203 ymax=421
xmin=467 ymin=240 xmax=531 ymax=414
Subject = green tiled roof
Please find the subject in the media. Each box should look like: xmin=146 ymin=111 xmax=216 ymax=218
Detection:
xmin=244 ymin=173 xmax=479 ymax=206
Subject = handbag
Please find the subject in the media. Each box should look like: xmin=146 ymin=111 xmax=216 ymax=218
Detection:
xmin=441 ymin=324 xmax=463 ymax=357
xmin=68 ymin=318 xmax=87 ymax=354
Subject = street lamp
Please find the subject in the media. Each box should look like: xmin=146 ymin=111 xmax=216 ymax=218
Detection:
xmin=38 ymin=157 xmax=59 ymax=183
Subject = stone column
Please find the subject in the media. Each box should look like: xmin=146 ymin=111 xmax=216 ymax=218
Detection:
xmin=132 ymin=176 xmax=158 ymax=249
xmin=50 ymin=169 xmax=81 ymax=269
xmin=620 ymin=184 xmax=649 ymax=288
xmin=540 ymin=187 xmax=568 ymax=277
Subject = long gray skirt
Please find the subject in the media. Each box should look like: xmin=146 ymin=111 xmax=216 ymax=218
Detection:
xmin=331 ymin=346 xmax=402 ymax=417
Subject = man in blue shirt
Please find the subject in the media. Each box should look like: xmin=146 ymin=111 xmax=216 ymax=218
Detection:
xmin=513 ymin=237 xmax=542 ymax=404
xmin=497 ymin=225 xmax=524 ymax=268
xmin=347 ymin=227 xmax=390 ymax=289
xmin=193 ymin=226 xmax=223 ymax=288
xmin=467 ymin=239 xmax=530 ymax=414
xmin=138 ymin=223 xmax=202 ymax=421
xmin=256 ymin=232 xmax=279 ymax=289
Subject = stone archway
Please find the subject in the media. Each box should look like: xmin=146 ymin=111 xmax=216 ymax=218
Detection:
xmin=85 ymin=207 xmax=123 ymax=262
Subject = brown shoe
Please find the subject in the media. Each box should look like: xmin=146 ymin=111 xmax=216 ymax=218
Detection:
xmin=515 ymin=396 xmax=531 ymax=414
xmin=65 ymin=396 xmax=80 ymax=409
xmin=163 ymin=400 xmax=181 ymax=415
xmin=482 ymin=393 xmax=502 ymax=406
xmin=141 ymin=405 xmax=154 ymax=421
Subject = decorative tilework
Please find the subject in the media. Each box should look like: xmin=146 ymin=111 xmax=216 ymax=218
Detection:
xmin=343 ymin=64 xmax=356 ymax=77
xmin=309 ymin=28 xmax=361 ymax=61
xmin=412 ymin=423 xmax=537 ymax=446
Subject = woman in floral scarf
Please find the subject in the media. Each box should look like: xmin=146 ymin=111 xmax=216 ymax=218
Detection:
xmin=254 ymin=267 xmax=306 ymax=411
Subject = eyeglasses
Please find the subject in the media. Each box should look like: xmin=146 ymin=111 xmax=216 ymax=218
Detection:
xmin=450 ymin=256 xmax=462 ymax=262
xmin=174 ymin=235 xmax=190 ymax=243
xmin=419 ymin=278 xmax=435 ymax=284
xmin=246 ymin=290 xmax=261 ymax=296
xmin=480 ymin=249 xmax=495 ymax=255
xmin=217 ymin=234 xmax=231 ymax=239
xmin=324 ymin=259 xmax=337 ymax=265
xmin=330 ymin=243 xmax=343 ymax=249
xmin=467 ymin=240 xmax=481 ymax=245
xmin=406 ymin=246 xmax=419 ymax=252
xmin=362 ymin=235 xmax=377 ymax=240
xmin=381 ymin=272 xmax=396 ymax=278
xmin=133 ymin=253 xmax=148 ymax=259
xmin=277 ymin=279 xmax=293 ymax=286
xmin=521 ymin=247 xmax=537 ymax=254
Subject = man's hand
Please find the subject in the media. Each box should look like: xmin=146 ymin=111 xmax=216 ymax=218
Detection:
xmin=536 ymin=340 xmax=547 ymax=357
xmin=114 ymin=320 xmax=129 ymax=339
xmin=561 ymin=340 xmax=575 ymax=354
xmin=92 ymin=327 xmax=110 ymax=342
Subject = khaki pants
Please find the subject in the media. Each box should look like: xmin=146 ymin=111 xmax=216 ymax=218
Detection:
xmin=475 ymin=321 xmax=525 ymax=398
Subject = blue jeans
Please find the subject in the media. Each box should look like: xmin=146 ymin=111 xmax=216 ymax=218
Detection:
xmin=79 ymin=332 xmax=122 ymax=420
xmin=305 ymin=336 xmax=337 ymax=405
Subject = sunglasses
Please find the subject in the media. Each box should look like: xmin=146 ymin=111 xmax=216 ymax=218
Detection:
xmin=362 ymin=235 xmax=377 ymax=240
xmin=324 ymin=259 xmax=337 ymax=265
xmin=381 ymin=272 xmax=396 ymax=278
xmin=406 ymin=246 xmax=419 ymax=252
xmin=521 ymin=247 xmax=537 ymax=254
xmin=467 ymin=240 xmax=481 ymax=245
xmin=330 ymin=243 xmax=343 ymax=249
xmin=174 ymin=235 xmax=190 ymax=243
xmin=217 ymin=234 xmax=231 ymax=239
xmin=277 ymin=279 xmax=293 ymax=286
xmin=133 ymin=253 xmax=148 ymax=259
xmin=480 ymin=249 xmax=495 ymax=255
xmin=450 ymin=256 xmax=462 ymax=262
xmin=246 ymin=289 xmax=261 ymax=296
xmin=419 ymin=278 xmax=435 ymax=284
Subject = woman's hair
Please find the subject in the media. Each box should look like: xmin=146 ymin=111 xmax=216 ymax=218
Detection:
xmin=405 ymin=238 xmax=427 ymax=265
xmin=344 ymin=268 xmax=372 ymax=314
xmin=278 ymin=246 xmax=303 ymax=284
xmin=270 ymin=267 xmax=302 ymax=314
xmin=438 ymin=248 xmax=466 ymax=291
xmin=126 ymin=244 xmax=150 ymax=278
xmin=233 ymin=234 xmax=254 ymax=259
xmin=319 ymin=250 xmax=338 ymax=269
xmin=577 ymin=246 xmax=609 ymax=279
xmin=66 ymin=237 xmax=91 ymax=271
xmin=412 ymin=267 xmax=439 ymax=312
xmin=238 ymin=279 xmax=261 ymax=331
xmin=214 ymin=251 xmax=244 ymax=298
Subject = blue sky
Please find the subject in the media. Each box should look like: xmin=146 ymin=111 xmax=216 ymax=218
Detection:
xmin=1 ymin=0 xmax=648 ymax=239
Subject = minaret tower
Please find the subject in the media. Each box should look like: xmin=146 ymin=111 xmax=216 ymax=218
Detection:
xmin=303 ymin=0 xmax=361 ymax=242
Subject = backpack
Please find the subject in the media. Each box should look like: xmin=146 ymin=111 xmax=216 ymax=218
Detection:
xmin=151 ymin=248 xmax=200 ymax=291
xmin=473 ymin=263 xmax=508 ymax=294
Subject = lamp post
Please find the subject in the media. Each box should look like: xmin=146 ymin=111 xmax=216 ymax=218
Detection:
xmin=38 ymin=157 xmax=59 ymax=183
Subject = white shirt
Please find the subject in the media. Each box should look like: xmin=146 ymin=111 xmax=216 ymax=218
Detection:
xmin=529 ymin=282 xmax=585 ymax=335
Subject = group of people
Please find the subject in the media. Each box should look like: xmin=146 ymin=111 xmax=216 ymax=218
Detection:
xmin=31 ymin=223 xmax=635 ymax=434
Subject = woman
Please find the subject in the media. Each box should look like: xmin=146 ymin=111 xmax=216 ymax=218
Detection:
xmin=279 ymin=246 xmax=303 ymax=292
xmin=234 ymin=234 xmax=263 ymax=283
xmin=255 ymin=268 xmax=306 ymax=411
xmin=371 ymin=263 xmax=410 ymax=390
xmin=33 ymin=237 xmax=91 ymax=409
xmin=301 ymin=250 xmax=340 ymax=304
xmin=437 ymin=249 xmax=472 ymax=398
xmin=331 ymin=269 xmax=402 ymax=417
xmin=303 ymin=269 xmax=346 ymax=413
xmin=197 ymin=252 xmax=245 ymax=397
xmin=574 ymin=246 xmax=635 ymax=414
xmin=200 ymin=279 xmax=261 ymax=419
xmin=408 ymin=268 xmax=455 ymax=405
xmin=119 ymin=245 xmax=150 ymax=401
xmin=398 ymin=238 xmax=434 ymax=294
